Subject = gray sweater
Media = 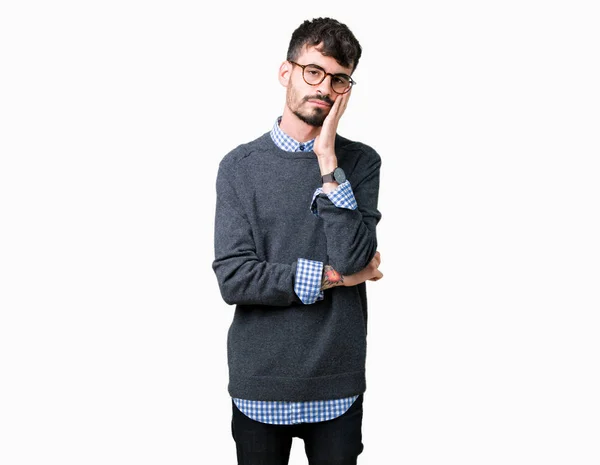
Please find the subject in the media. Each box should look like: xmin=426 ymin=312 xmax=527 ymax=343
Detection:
xmin=212 ymin=131 xmax=382 ymax=401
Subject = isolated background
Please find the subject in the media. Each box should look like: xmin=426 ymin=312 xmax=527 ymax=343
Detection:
xmin=1 ymin=1 xmax=599 ymax=464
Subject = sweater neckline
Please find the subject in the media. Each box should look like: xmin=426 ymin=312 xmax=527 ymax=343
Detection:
xmin=263 ymin=132 xmax=317 ymax=160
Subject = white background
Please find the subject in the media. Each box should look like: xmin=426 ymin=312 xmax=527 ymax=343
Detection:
xmin=1 ymin=1 xmax=599 ymax=464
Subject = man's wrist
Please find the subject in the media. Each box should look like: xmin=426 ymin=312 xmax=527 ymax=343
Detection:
xmin=317 ymin=154 xmax=337 ymax=176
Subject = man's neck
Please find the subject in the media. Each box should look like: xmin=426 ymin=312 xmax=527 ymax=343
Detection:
xmin=279 ymin=109 xmax=321 ymax=143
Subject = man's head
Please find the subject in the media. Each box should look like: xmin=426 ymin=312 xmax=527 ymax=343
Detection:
xmin=279 ymin=18 xmax=362 ymax=128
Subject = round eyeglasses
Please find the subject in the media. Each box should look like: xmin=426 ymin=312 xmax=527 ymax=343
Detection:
xmin=288 ymin=61 xmax=356 ymax=94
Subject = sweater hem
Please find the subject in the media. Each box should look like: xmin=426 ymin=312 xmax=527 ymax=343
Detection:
xmin=228 ymin=370 xmax=366 ymax=402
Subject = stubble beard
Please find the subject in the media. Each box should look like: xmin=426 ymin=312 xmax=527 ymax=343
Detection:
xmin=292 ymin=105 xmax=326 ymax=127
xmin=287 ymin=88 xmax=328 ymax=127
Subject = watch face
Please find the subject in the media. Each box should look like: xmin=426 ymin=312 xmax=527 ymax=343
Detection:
xmin=334 ymin=167 xmax=347 ymax=183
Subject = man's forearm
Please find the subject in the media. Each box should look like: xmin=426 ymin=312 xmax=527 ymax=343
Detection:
xmin=313 ymin=150 xmax=382 ymax=276
xmin=320 ymin=251 xmax=382 ymax=291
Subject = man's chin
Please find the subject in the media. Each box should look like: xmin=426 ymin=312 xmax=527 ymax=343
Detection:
xmin=293 ymin=110 xmax=326 ymax=127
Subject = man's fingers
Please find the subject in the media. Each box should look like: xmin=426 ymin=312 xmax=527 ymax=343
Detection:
xmin=368 ymin=270 xmax=383 ymax=281
xmin=368 ymin=272 xmax=383 ymax=282
xmin=372 ymin=251 xmax=381 ymax=268
xmin=336 ymin=90 xmax=351 ymax=120
xmin=331 ymin=90 xmax=350 ymax=121
xmin=342 ymin=89 xmax=351 ymax=112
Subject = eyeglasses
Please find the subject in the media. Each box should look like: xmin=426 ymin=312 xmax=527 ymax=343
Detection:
xmin=288 ymin=61 xmax=356 ymax=94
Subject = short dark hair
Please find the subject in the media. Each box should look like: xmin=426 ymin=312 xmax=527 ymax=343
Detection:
xmin=286 ymin=17 xmax=362 ymax=72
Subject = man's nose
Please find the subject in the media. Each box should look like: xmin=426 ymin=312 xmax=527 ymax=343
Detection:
xmin=315 ymin=75 xmax=333 ymax=96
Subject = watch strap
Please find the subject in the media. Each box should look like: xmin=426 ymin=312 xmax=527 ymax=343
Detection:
xmin=321 ymin=171 xmax=336 ymax=183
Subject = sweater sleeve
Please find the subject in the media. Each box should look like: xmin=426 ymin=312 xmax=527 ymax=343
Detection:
xmin=312 ymin=148 xmax=382 ymax=276
xmin=212 ymin=162 xmax=302 ymax=307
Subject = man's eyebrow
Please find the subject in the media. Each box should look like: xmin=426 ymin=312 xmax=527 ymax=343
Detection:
xmin=310 ymin=62 xmax=351 ymax=76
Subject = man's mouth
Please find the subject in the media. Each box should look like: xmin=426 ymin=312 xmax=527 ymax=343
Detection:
xmin=305 ymin=95 xmax=334 ymax=106
xmin=307 ymin=99 xmax=332 ymax=107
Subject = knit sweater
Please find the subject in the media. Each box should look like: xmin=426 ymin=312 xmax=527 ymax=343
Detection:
xmin=212 ymin=131 xmax=382 ymax=401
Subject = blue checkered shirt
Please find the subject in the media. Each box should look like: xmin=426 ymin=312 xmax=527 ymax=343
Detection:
xmin=232 ymin=117 xmax=359 ymax=425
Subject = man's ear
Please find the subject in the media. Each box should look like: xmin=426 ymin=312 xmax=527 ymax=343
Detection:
xmin=278 ymin=61 xmax=292 ymax=88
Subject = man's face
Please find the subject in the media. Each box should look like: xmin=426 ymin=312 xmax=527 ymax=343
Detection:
xmin=285 ymin=46 xmax=353 ymax=127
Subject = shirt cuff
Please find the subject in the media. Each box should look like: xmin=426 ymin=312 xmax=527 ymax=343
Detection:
xmin=294 ymin=258 xmax=324 ymax=304
xmin=310 ymin=180 xmax=357 ymax=217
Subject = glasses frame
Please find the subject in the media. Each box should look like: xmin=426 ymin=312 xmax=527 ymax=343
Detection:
xmin=288 ymin=61 xmax=356 ymax=94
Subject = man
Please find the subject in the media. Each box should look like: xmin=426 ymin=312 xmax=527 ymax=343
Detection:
xmin=212 ymin=17 xmax=383 ymax=465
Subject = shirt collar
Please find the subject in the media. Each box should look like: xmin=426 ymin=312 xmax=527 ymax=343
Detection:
xmin=270 ymin=116 xmax=316 ymax=153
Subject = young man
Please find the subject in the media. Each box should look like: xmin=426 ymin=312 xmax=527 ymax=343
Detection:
xmin=212 ymin=17 xmax=383 ymax=465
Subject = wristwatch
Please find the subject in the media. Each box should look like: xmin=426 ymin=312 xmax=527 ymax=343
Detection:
xmin=321 ymin=167 xmax=347 ymax=184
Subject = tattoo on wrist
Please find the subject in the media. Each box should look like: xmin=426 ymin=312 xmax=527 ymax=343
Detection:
xmin=321 ymin=265 xmax=344 ymax=290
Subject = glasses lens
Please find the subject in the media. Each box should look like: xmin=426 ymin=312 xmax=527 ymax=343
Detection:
xmin=303 ymin=65 xmax=325 ymax=85
xmin=332 ymin=75 xmax=352 ymax=94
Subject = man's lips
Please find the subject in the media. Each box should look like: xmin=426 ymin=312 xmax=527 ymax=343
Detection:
xmin=307 ymin=99 xmax=332 ymax=107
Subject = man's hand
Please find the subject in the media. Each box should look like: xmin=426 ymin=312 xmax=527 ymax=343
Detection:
xmin=344 ymin=251 xmax=383 ymax=286
xmin=314 ymin=89 xmax=351 ymax=159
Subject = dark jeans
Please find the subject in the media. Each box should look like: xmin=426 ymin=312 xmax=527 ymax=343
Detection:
xmin=231 ymin=394 xmax=364 ymax=465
